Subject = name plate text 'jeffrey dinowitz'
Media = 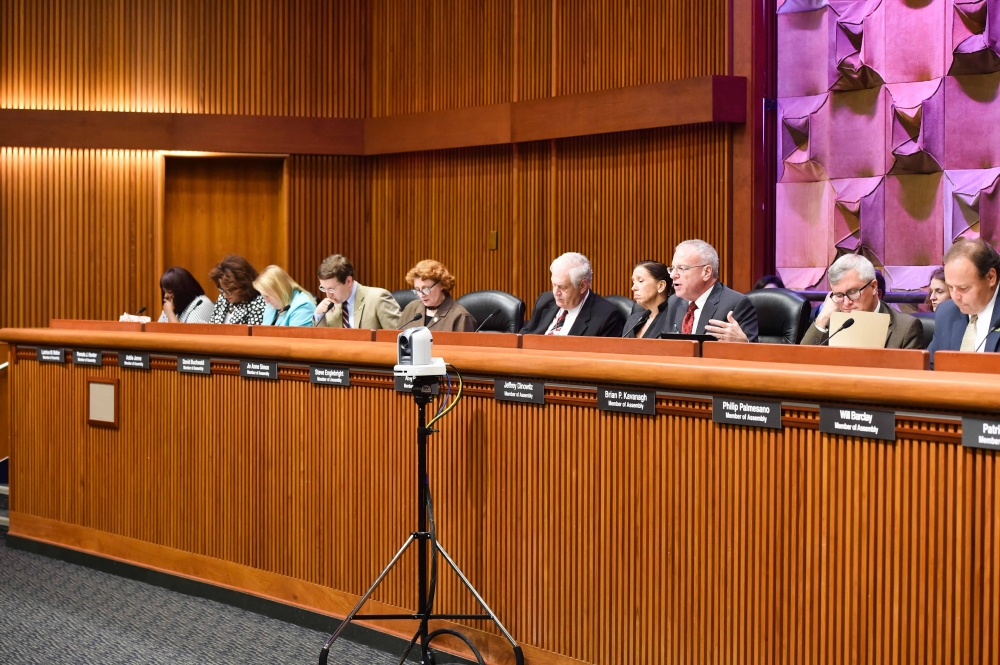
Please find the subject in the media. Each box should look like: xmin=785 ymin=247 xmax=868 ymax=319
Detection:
xmin=37 ymin=348 xmax=66 ymax=363
xmin=598 ymin=387 xmax=657 ymax=415
xmin=240 ymin=360 xmax=278 ymax=380
xmin=118 ymin=352 xmax=150 ymax=370
xmin=494 ymin=379 xmax=545 ymax=404
xmin=712 ymin=397 xmax=782 ymax=429
xmin=73 ymin=349 xmax=102 ymax=366
xmin=819 ymin=405 xmax=896 ymax=442
xmin=178 ymin=357 xmax=211 ymax=375
xmin=962 ymin=418 xmax=1000 ymax=451
xmin=310 ymin=365 xmax=350 ymax=386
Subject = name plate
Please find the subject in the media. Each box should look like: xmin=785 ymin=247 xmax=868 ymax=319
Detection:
xmin=962 ymin=418 xmax=1000 ymax=451
xmin=494 ymin=379 xmax=545 ymax=404
xmin=37 ymin=348 xmax=66 ymax=363
xmin=311 ymin=365 xmax=350 ymax=386
xmin=241 ymin=360 xmax=278 ymax=380
xmin=598 ymin=387 xmax=656 ymax=415
xmin=178 ymin=357 xmax=211 ymax=375
xmin=712 ymin=397 xmax=782 ymax=429
xmin=394 ymin=375 xmax=440 ymax=395
xmin=73 ymin=349 xmax=102 ymax=366
xmin=118 ymin=352 xmax=150 ymax=370
xmin=819 ymin=406 xmax=896 ymax=442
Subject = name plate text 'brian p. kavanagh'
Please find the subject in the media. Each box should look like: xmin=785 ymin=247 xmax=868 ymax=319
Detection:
xmin=598 ymin=387 xmax=656 ymax=415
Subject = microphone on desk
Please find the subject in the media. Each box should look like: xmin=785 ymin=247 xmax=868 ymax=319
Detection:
xmin=973 ymin=325 xmax=1000 ymax=353
xmin=134 ymin=306 xmax=147 ymax=316
xmin=396 ymin=313 xmax=422 ymax=330
xmin=474 ymin=308 xmax=502 ymax=333
xmin=819 ymin=318 xmax=855 ymax=346
xmin=622 ymin=313 xmax=649 ymax=338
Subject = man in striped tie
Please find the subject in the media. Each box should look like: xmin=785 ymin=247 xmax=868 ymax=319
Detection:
xmin=928 ymin=238 xmax=1000 ymax=358
xmin=521 ymin=252 xmax=625 ymax=337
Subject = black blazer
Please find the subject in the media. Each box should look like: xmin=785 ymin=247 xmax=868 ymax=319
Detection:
xmin=521 ymin=291 xmax=625 ymax=337
xmin=622 ymin=300 xmax=670 ymax=338
xmin=663 ymin=281 xmax=760 ymax=343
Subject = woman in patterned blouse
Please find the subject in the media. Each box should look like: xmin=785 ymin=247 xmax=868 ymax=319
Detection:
xmin=208 ymin=255 xmax=267 ymax=325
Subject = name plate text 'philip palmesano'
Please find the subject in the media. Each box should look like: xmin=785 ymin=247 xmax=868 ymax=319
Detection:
xmin=118 ymin=352 xmax=150 ymax=370
xmin=178 ymin=357 xmax=211 ymax=375
xmin=240 ymin=360 xmax=278 ymax=380
xmin=598 ymin=387 xmax=656 ymax=415
xmin=494 ymin=379 xmax=544 ymax=404
xmin=962 ymin=418 xmax=1000 ymax=451
xmin=712 ymin=397 xmax=782 ymax=429
xmin=310 ymin=365 xmax=350 ymax=386
xmin=819 ymin=406 xmax=896 ymax=442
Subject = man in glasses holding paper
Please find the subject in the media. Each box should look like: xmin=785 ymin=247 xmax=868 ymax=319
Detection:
xmin=800 ymin=254 xmax=922 ymax=348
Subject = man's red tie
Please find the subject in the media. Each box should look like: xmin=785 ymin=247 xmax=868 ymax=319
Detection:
xmin=681 ymin=301 xmax=697 ymax=334
xmin=547 ymin=309 xmax=567 ymax=335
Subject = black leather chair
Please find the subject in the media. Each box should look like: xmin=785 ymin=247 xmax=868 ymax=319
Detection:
xmin=391 ymin=289 xmax=419 ymax=311
xmin=912 ymin=310 xmax=936 ymax=349
xmin=745 ymin=288 xmax=811 ymax=344
xmin=456 ymin=290 xmax=526 ymax=333
xmin=604 ymin=295 xmax=637 ymax=322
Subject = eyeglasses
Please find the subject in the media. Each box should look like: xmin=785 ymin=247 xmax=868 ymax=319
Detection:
xmin=217 ymin=286 xmax=237 ymax=296
xmin=830 ymin=279 xmax=875 ymax=303
xmin=318 ymin=283 xmax=342 ymax=294
xmin=667 ymin=264 xmax=708 ymax=275
xmin=412 ymin=283 xmax=438 ymax=296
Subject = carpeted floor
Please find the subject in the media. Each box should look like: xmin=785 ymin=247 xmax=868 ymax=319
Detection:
xmin=0 ymin=531 xmax=399 ymax=664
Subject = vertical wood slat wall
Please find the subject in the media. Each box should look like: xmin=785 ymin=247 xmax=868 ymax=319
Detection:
xmin=10 ymin=359 xmax=1000 ymax=665
xmin=0 ymin=0 xmax=735 ymax=327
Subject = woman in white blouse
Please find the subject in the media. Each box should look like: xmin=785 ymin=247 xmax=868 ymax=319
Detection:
xmin=158 ymin=267 xmax=214 ymax=324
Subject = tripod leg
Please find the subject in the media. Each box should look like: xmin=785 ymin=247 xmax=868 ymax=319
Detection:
xmin=434 ymin=541 xmax=522 ymax=656
xmin=318 ymin=535 xmax=417 ymax=665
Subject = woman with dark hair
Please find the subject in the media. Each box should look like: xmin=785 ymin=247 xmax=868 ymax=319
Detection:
xmin=753 ymin=274 xmax=785 ymax=290
xmin=623 ymin=260 xmax=673 ymax=338
xmin=208 ymin=255 xmax=267 ymax=325
xmin=158 ymin=267 xmax=213 ymax=323
xmin=925 ymin=267 xmax=950 ymax=312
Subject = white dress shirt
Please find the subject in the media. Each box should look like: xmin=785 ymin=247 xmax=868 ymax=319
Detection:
xmin=544 ymin=290 xmax=590 ymax=336
xmin=688 ymin=286 xmax=713 ymax=333
xmin=972 ymin=284 xmax=1000 ymax=352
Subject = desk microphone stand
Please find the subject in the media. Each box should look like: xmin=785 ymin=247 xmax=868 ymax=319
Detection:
xmin=319 ymin=375 xmax=523 ymax=665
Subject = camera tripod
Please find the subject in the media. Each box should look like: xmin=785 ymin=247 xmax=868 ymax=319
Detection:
xmin=319 ymin=374 xmax=524 ymax=665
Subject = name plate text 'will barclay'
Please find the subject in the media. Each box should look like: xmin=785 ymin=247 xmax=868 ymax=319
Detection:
xmin=819 ymin=406 xmax=896 ymax=442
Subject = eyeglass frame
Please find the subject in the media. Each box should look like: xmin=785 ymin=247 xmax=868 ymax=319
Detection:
xmin=829 ymin=278 xmax=876 ymax=304
xmin=667 ymin=264 xmax=709 ymax=275
xmin=411 ymin=282 xmax=439 ymax=296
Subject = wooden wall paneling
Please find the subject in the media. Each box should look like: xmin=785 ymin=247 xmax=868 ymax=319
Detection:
xmin=0 ymin=148 xmax=159 ymax=329
xmin=0 ymin=343 xmax=8 ymax=462
xmin=0 ymin=0 xmax=370 ymax=118
xmin=286 ymin=155 xmax=372 ymax=293
xmin=161 ymin=156 xmax=287 ymax=307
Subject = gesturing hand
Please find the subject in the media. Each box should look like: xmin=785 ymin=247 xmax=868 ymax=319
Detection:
xmin=704 ymin=311 xmax=749 ymax=343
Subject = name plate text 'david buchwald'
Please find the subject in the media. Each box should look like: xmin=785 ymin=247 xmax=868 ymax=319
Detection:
xmin=178 ymin=357 xmax=211 ymax=375
xmin=819 ymin=405 xmax=896 ymax=442
xmin=712 ymin=397 xmax=782 ymax=429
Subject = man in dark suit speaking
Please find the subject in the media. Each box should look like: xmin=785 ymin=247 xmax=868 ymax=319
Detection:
xmin=521 ymin=252 xmax=625 ymax=337
xmin=663 ymin=239 xmax=758 ymax=343
xmin=928 ymin=238 xmax=1000 ymax=354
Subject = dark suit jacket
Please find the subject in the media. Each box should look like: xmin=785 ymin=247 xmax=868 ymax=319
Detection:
xmin=801 ymin=300 xmax=923 ymax=349
xmin=928 ymin=296 xmax=1000 ymax=356
xmin=663 ymin=281 xmax=759 ymax=343
xmin=623 ymin=300 xmax=670 ymax=338
xmin=521 ymin=290 xmax=625 ymax=337
xmin=399 ymin=294 xmax=477 ymax=332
